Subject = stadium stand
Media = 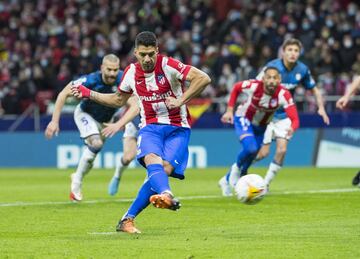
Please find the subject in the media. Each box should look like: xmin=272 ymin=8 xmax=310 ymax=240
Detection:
xmin=0 ymin=0 xmax=359 ymax=116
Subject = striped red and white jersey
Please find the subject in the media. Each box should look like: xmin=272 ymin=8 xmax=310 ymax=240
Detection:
xmin=228 ymin=79 xmax=297 ymax=127
xmin=118 ymin=55 xmax=192 ymax=128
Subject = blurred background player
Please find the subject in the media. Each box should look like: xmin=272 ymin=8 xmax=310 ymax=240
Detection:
xmin=71 ymin=31 xmax=211 ymax=234
xmin=232 ymin=38 xmax=330 ymax=190
xmin=218 ymin=67 xmax=299 ymax=196
xmin=45 ymin=54 xmax=137 ymax=201
xmin=336 ymin=75 xmax=360 ymax=187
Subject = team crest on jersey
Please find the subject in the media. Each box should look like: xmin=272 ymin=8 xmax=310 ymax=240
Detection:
xmin=270 ymin=98 xmax=278 ymax=108
xmin=111 ymin=86 xmax=117 ymax=92
xmin=157 ymin=74 xmax=166 ymax=85
xmin=295 ymin=73 xmax=301 ymax=81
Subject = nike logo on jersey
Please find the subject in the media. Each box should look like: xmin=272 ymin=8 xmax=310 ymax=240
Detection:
xmin=136 ymin=81 xmax=143 ymax=85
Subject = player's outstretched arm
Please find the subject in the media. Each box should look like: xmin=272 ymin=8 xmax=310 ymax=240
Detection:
xmin=336 ymin=76 xmax=360 ymax=110
xmin=71 ymin=84 xmax=131 ymax=108
xmin=102 ymin=96 xmax=140 ymax=138
xmin=311 ymin=87 xmax=330 ymax=125
xmin=165 ymin=66 xmax=211 ymax=109
xmin=45 ymin=83 xmax=73 ymax=139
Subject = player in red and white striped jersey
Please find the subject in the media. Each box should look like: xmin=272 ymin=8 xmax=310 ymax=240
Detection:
xmin=218 ymin=67 xmax=299 ymax=196
xmin=118 ymin=54 xmax=192 ymax=128
xmin=71 ymin=31 xmax=211 ymax=233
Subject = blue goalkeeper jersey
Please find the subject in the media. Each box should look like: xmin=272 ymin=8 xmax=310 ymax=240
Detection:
xmin=76 ymin=71 xmax=123 ymax=122
xmin=257 ymin=58 xmax=316 ymax=120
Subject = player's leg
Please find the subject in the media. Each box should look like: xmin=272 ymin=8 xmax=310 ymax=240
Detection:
xmin=239 ymin=128 xmax=266 ymax=176
xmin=148 ymin=126 xmax=190 ymax=209
xmin=116 ymin=178 xmax=155 ymax=234
xmin=352 ymin=171 xmax=360 ymax=187
xmin=264 ymin=118 xmax=291 ymax=187
xmin=148 ymin=125 xmax=190 ymax=210
xmin=70 ymin=135 xmax=104 ymax=201
xmin=117 ymin=158 xmax=180 ymax=233
xmin=108 ymin=122 xmax=138 ymax=196
xmin=219 ymin=116 xmax=250 ymax=195
xmin=254 ymin=122 xmax=274 ymax=162
xmin=219 ymin=117 xmax=261 ymax=194
xmin=71 ymin=105 xmax=104 ymax=201
xmin=116 ymin=125 xmax=177 ymax=233
xmin=235 ymin=135 xmax=261 ymax=178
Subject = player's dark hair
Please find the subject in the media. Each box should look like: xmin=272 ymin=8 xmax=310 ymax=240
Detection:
xmin=135 ymin=31 xmax=158 ymax=48
xmin=264 ymin=66 xmax=280 ymax=74
xmin=282 ymin=38 xmax=303 ymax=51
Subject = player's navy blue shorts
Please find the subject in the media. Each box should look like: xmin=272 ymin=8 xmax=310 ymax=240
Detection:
xmin=137 ymin=124 xmax=191 ymax=179
xmin=234 ymin=116 xmax=266 ymax=143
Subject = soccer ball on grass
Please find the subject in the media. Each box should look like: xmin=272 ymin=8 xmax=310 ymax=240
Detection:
xmin=235 ymin=174 xmax=267 ymax=204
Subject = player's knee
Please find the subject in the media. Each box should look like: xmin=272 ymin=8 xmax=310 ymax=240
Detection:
xmin=163 ymin=163 xmax=173 ymax=175
xmin=144 ymin=153 xmax=162 ymax=165
xmin=122 ymin=153 xmax=135 ymax=166
xmin=87 ymin=139 xmax=104 ymax=153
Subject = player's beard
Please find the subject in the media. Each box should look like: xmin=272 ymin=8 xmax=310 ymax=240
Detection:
xmin=104 ymin=76 xmax=116 ymax=84
xmin=265 ymin=84 xmax=277 ymax=95
xmin=142 ymin=61 xmax=155 ymax=72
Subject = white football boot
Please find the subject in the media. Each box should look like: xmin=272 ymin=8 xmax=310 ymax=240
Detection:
xmin=70 ymin=173 xmax=83 ymax=202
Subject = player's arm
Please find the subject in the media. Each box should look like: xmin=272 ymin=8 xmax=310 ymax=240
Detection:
xmin=303 ymin=68 xmax=330 ymax=125
xmin=336 ymin=76 xmax=360 ymax=110
xmin=165 ymin=66 xmax=211 ymax=109
xmin=311 ymin=86 xmax=330 ymax=125
xmin=282 ymin=91 xmax=300 ymax=138
xmin=45 ymin=82 xmax=73 ymax=139
xmin=102 ymin=96 xmax=140 ymax=138
xmin=284 ymin=105 xmax=299 ymax=137
xmin=71 ymin=84 xmax=131 ymax=108
xmin=221 ymin=81 xmax=244 ymax=124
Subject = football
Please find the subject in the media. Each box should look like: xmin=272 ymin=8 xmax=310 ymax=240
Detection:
xmin=235 ymin=174 xmax=267 ymax=204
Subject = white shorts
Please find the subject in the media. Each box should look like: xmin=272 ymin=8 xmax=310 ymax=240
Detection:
xmin=263 ymin=118 xmax=292 ymax=145
xmin=74 ymin=105 xmax=104 ymax=139
xmin=74 ymin=105 xmax=138 ymax=140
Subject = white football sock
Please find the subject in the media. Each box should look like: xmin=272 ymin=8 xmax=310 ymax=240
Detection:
xmin=114 ymin=157 xmax=128 ymax=179
xmin=229 ymin=163 xmax=241 ymax=188
xmin=264 ymin=162 xmax=282 ymax=186
xmin=73 ymin=147 xmax=96 ymax=183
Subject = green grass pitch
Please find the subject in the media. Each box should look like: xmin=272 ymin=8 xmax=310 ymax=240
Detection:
xmin=0 ymin=167 xmax=359 ymax=258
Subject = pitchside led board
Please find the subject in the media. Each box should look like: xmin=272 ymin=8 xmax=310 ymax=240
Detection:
xmin=0 ymin=128 xmax=358 ymax=168
xmin=316 ymin=128 xmax=360 ymax=167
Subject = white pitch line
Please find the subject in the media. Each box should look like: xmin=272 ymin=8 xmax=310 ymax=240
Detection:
xmin=0 ymin=188 xmax=358 ymax=208
xmin=88 ymin=232 xmax=118 ymax=235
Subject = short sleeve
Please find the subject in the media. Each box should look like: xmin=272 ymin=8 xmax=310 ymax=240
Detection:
xmin=73 ymin=75 xmax=90 ymax=87
xmin=117 ymin=65 xmax=133 ymax=94
xmin=302 ymin=67 xmax=316 ymax=90
xmin=166 ymin=57 xmax=191 ymax=81
xmin=279 ymin=89 xmax=295 ymax=109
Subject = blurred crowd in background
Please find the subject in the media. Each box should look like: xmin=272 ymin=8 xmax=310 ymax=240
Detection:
xmin=0 ymin=0 xmax=359 ymax=115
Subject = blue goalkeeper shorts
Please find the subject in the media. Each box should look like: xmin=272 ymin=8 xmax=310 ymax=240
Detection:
xmin=137 ymin=124 xmax=191 ymax=179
